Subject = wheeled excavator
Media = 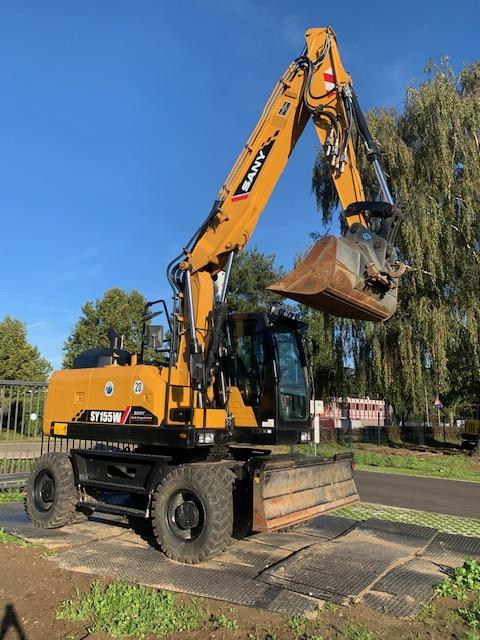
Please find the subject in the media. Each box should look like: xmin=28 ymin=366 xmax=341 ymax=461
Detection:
xmin=25 ymin=27 xmax=405 ymax=563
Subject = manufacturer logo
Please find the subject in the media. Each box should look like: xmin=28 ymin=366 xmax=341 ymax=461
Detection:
xmin=133 ymin=380 xmax=144 ymax=395
xmin=362 ymin=232 xmax=372 ymax=241
xmin=231 ymin=140 xmax=274 ymax=202
xmin=104 ymin=381 xmax=114 ymax=397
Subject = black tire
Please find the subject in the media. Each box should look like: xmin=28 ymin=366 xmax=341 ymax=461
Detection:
xmin=151 ymin=465 xmax=234 ymax=564
xmin=25 ymin=452 xmax=79 ymax=528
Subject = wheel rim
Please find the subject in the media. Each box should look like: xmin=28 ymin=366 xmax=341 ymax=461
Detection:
xmin=166 ymin=489 xmax=205 ymax=542
xmin=34 ymin=469 xmax=56 ymax=512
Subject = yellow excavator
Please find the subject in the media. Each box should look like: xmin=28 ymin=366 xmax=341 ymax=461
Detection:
xmin=25 ymin=27 xmax=405 ymax=563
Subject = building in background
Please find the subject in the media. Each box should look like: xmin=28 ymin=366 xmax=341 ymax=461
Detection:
xmin=311 ymin=397 xmax=393 ymax=432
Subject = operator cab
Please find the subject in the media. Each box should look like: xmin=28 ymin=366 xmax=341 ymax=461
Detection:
xmin=226 ymin=312 xmax=312 ymax=445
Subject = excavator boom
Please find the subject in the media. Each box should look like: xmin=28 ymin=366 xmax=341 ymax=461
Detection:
xmin=174 ymin=27 xmax=405 ymax=334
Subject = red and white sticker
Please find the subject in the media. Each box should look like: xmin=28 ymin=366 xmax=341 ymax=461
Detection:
xmin=323 ymin=67 xmax=335 ymax=95
xmin=231 ymin=193 xmax=249 ymax=203
xmin=119 ymin=406 xmax=131 ymax=425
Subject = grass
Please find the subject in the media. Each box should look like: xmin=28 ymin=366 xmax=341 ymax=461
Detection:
xmin=287 ymin=614 xmax=306 ymax=634
xmin=0 ymin=431 xmax=41 ymax=441
xmin=210 ymin=612 xmax=239 ymax=630
xmin=57 ymin=580 xmax=204 ymax=638
xmin=335 ymin=502 xmax=480 ymax=537
xmin=457 ymin=599 xmax=480 ymax=634
xmin=0 ymin=489 xmax=24 ymax=505
xmin=302 ymin=442 xmax=480 ymax=482
xmin=355 ymin=449 xmax=480 ymax=482
xmin=0 ymin=527 xmax=32 ymax=546
xmin=436 ymin=558 xmax=480 ymax=638
xmin=436 ymin=559 xmax=480 ymax=600
xmin=0 ymin=458 xmax=35 ymax=474
xmin=342 ymin=623 xmax=377 ymax=639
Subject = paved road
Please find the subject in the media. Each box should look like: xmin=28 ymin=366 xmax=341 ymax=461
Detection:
xmin=0 ymin=441 xmax=41 ymax=458
xmin=356 ymin=470 xmax=480 ymax=519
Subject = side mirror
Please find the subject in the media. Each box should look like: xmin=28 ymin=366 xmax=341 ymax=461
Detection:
xmin=146 ymin=325 xmax=164 ymax=351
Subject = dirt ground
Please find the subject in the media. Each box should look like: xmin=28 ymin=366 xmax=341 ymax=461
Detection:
xmin=0 ymin=542 xmax=473 ymax=640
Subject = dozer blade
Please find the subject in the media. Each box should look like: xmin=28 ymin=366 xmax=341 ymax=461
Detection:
xmin=268 ymin=236 xmax=398 ymax=322
xmin=251 ymin=452 xmax=359 ymax=532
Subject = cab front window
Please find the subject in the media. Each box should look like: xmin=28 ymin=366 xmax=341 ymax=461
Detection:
xmin=274 ymin=329 xmax=308 ymax=421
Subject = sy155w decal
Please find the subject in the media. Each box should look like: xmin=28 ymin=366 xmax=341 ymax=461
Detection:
xmin=72 ymin=406 xmax=158 ymax=426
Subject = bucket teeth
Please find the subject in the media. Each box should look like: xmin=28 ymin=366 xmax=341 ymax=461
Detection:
xmin=268 ymin=236 xmax=398 ymax=322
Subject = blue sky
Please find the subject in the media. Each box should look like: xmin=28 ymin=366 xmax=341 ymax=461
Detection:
xmin=0 ymin=0 xmax=478 ymax=370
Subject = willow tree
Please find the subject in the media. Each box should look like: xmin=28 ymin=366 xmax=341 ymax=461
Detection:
xmin=312 ymin=60 xmax=480 ymax=420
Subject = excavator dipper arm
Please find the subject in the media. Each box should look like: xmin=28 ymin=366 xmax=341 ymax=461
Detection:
xmin=168 ymin=27 xmax=405 ymax=392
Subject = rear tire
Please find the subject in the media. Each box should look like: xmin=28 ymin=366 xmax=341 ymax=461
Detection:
xmin=151 ymin=465 xmax=234 ymax=563
xmin=25 ymin=452 xmax=79 ymax=528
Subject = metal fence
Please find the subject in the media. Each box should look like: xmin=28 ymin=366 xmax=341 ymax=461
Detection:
xmin=0 ymin=379 xmax=47 ymax=476
xmin=316 ymin=423 xmax=462 ymax=448
xmin=0 ymin=379 xmax=466 ymax=488
xmin=0 ymin=379 xmax=137 ymax=489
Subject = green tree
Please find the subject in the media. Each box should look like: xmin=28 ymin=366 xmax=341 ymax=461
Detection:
xmin=228 ymin=248 xmax=287 ymax=312
xmin=63 ymin=288 xmax=148 ymax=368
xmin=0 ymin=316 xmax=51 ymax=381
xmin=312 ymin=60 xmax=480 ymax=419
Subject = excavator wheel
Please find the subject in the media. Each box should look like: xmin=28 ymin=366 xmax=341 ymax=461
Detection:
xmin=151 ymin=465 xmax=234 ymax=564
xmin=25 ymin=452 xmax=79 ymax=528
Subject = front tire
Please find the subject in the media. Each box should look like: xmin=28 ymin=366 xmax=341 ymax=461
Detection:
xmin=25 ymin=452 xmax=79 ymax=528
xmin=151 ymin=465 xmax=234 ymax=564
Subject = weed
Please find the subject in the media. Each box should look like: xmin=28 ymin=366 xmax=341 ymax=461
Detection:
xmin=436 ymin=559 xmax=480 ymax=600
xmin=287 ymin=613 xmax=306 ymax=634
xmin=0 ymin=490 xmax=24 ymax=505
xmin=0 ymin=527 xmax=31 ymax=546
xmin=210 ymin=612 xmax=239 ymax=629
xmin=457 ymin=598 xmax=480 ymax=631
xmin=342 ymin=623 xmax=377 ymax=640
xmin=323 ymin=601 xmax=338 ymax=613
xmin=57 ymin=580 xmax=203 ymax=638
xmin=420 ymin=602 xmax=437 ymax=619
xmin=42 ymin=549 xmax=58 ymax=558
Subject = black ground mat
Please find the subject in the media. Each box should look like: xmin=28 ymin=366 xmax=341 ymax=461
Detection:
xmin=364 ymin=558 xmax=447 ymax=617
xmin=356 ymin=519 xmax=437 ymax=545
xmin=258 ymin=523 xmax=432 ymax=604
xmin=53 ymin=536 xmax=320 ymax=616
xmin=423 ymin=532 xmax=480 ymax=567
xmin=0 ymin=504 xmax=127 ymax=548
xmin=248 ymin=531 xmax=321 ymax=551
xmin=1 ymin=503 xmax=479 ymax=618
xmin=296 ymin=514 xmax=357 ymax=539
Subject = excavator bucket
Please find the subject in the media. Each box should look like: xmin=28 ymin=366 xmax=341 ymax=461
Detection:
xmin=251 ymin=452 xmax=359 ymax=532
xmin=268 ymin=236 xmax=398 ymax=322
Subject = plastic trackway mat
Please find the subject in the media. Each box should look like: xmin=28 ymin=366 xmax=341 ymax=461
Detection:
xmin=2 ymin=503 xmax=480 ymax=618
